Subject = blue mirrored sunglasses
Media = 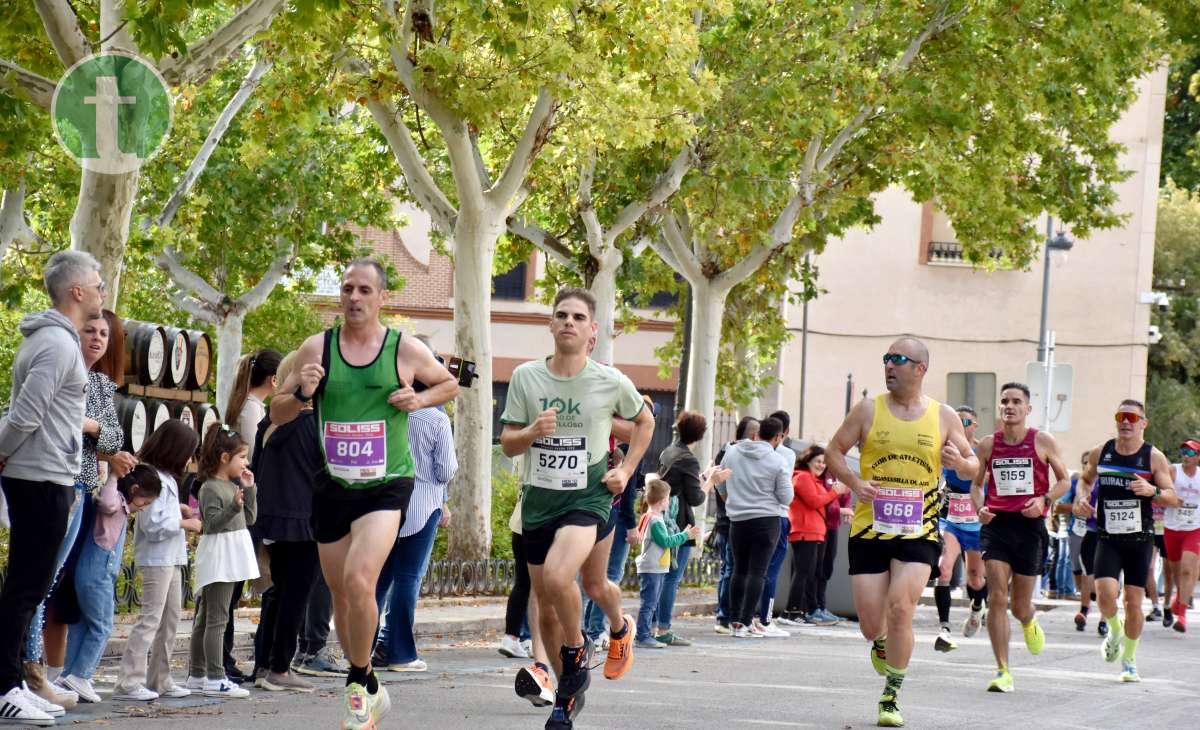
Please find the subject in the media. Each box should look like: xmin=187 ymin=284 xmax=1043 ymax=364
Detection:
xmin=883 ymin=353 xmax=921 ymax=366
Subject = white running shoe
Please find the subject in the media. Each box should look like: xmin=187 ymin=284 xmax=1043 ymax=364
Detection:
xmin=497 ymin=635 xmax=529 ymax=659
xmin=730 ymin=623 xmax=751 ymax=638
xmin=203 ymin=678 xmax=249 ymax=699
xmin=0 ymin=686 xmax=54 ymax=726
xmin=520 ymin=639 xmax=533 ymax=656
xmin=385 ymin=660 xmax=427 ymax=673
xmin=159 ymin=684 xmax=192 ymax=699
xmin=775 ymin=616 xmax=803 ymax=627
xmin=58 ymin=674 xmax=102 ymax=704
xmin=748 ymin=621 xmax=768 ymax=638
xmin=112 ymin=685 xmax=159 ymax=702
xmin=19 ymin=685 xmax=64 ymax=718
xmin=342 ymin=682 xmax=390 ymax=730
xmin=761 ymin=622 xmax=791 ymax=638
xmin=962 ymin=607 xmax=984 ymax=638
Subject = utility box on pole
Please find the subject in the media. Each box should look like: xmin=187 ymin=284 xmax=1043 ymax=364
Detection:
xmin=1025 ymin=361 xmax=1074 ymax=432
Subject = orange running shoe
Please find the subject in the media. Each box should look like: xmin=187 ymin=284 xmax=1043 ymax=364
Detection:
xmin=603 ymin=614 xmax=635 ymax=680
xmin=515 ymin=664 xmax=555 ymax=707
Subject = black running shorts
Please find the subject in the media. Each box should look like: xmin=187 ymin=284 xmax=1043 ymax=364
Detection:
xmin=847 ymin=537 xmax=940 ymax=575
xmin=522 ymin=510 xmax=605 ymax=566
xmin=981 ymin=512 xmax=1048 ymax=576
xmin=1093 ymin=537 xmax=1154 ymax=587
xmin=312 ymin=476 xmax=414 ymax=544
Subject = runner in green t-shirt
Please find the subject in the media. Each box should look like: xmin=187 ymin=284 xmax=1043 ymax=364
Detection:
xmin=501 ymin=288 xmax=654 ymax=730
xmin=272 ymin=259 xmax=458 ymax=730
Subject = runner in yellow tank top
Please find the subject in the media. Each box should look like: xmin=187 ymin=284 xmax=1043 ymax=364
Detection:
xmin=826 ymin=338 xmax=978 ymax=728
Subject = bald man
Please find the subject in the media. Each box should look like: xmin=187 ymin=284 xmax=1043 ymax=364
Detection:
xmin=826 ymin=337 xmax=978 ymax=728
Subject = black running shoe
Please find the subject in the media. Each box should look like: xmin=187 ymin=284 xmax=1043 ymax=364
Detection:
xmin=1098 ymin=620 xmax=1109 ymax=638
xmin=1074 ymin=611 xmax=1087 ymax=632
xmin=556 ymin=640 xmax=593 ymax=699
xmin=545 ymin=690 xmax=585 ymax=729
xmin=1163 ymin=607 xmax=1175 ymax=628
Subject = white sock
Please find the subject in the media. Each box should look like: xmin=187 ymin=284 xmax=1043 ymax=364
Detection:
xmin=47 ymin=666 xmax=63 ymax=682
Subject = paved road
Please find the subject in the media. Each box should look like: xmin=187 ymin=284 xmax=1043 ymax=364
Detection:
xmin=65 ymin=602 xmax=1196 ymax=729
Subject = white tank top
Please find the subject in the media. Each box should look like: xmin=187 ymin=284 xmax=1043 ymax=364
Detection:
xmin=1164 ymin=464 xmax=1200 ymax=532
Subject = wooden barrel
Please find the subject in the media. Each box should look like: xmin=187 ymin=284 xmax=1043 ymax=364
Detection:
xmin=194 ymin=403 xmax=221 ymax=439
xmin=122 ymin=321 xmax=167 ymax=386
xmin=114 ymin=394 xmax=148 ymax=453
xmin=162 ymin=327 xmax=193 ymax=389
xmin=186 ymin=330 xmax=212 ymax=389
xmin=168 ymin=400 xmax=196 ymax=432
xmin=143 ymin=397 xmax=171 ymax=436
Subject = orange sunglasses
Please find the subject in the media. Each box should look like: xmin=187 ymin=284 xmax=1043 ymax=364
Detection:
xmin=1114 ymin=412 xmax=1143 ymax=424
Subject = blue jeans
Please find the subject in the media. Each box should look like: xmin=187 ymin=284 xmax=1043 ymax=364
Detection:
xmin=63 ymin=525 xmax=126 ymax=680
xmin=25 ymin=482 xmax=86 ymax=662
xmin=374 ymin=510 xmax=440 ymax=665
xmin=1054 ymin=537 xmax=1075 ymax=595
xmin=584 ymin=535 xmax=631 ymax=641
xmin=715 ymin=531 xmax=734 ymax=624
xmin=759 ymin=517 xmax=790 ymax=621
xmin=636 ymin=572 xmax=665 ymax=642
xmin=654 ymin=543 xmax=691 ymax=632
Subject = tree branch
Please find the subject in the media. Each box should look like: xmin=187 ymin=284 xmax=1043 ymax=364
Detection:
xmin=157 ymin=0 xmax=288 ymax=87
xmin=577 ymin=153 xmax=606 ymax=259
xmin=34 ymin=0 xmax=89 ymax=68
xmin=156 ymin=246 xmax=225 ymax=305
xmin=486 ymin=87 xmax=557 ymax=209
xmin=168 ymin=290 xmax=220 ymax=325
xmin=469 ymin=132 xmax=493 ymax=189
xmin=363 ymin=96 xmax=458 ymax=234
xmin=235 ymin=241 xmax=292 ymax=311
xmin=607 ymin=144 xmax=692 ymax=245
xmin=0 ymin=59 xmax=56 ymax=109
xmin=656 ymin=211 xmax=703 ymax=281
xmin=152 ymin=58 xmax=272 ymax=231
xmin=506 ymin=215 xmax=576 ymax=269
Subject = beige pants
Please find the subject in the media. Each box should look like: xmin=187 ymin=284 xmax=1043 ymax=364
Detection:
xmin=116 ymin=565 xmax=182 ymax=693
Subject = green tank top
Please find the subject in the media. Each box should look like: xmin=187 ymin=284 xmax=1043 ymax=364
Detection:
xmin=315 ymin=326 xmax=414 ymax=490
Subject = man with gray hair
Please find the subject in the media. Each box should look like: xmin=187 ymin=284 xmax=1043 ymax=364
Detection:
xmin=0 ymin=250 xmax=104 ymax=724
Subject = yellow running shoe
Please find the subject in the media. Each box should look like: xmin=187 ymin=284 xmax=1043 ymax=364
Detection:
xmin=986 ymin=668 xmax=1014 ymax=693
xmin=341 ymin=681 xmax=391 ymax=730
xmin=1120 ymin=660 xmax=1141 ymax=683
xmin=1022 ymin=618 xmax=1045 ymax=656
xmin=870 ymin=637 xmax=888 ymax=676
xmin=878 ymin=695 xmax=904 ymax=727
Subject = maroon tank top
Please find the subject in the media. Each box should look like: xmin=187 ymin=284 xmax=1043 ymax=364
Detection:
xmin=985 ymin=427 xmax=1049 ymax=513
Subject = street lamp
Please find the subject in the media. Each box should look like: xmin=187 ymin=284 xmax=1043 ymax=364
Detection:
xmin=1037 ymin=217 xmax=1074 ymax=363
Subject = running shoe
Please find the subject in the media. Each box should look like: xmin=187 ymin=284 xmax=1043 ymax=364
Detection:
xmin=748 ymin=621 xmax=768 ymax=638
xmin=760 ymin=622 xmax=791 ymax=638
xmin=386 ymin=660 xmax=428 ymax=673
xmin=730 ymin=623 xmax=751 ymax=638
xmin=340 ymin=682 xmax=390 ymax=730
xmin=1173 ymin=605 xmax=1187 ymax=633
xmin=1074 ymin=611 xmax=1087 ymax=632
xmin=1148 ymin=606 xmax=1163 ymax=623
xmin=934 ymin=627 xmax=957 ymax=653
xmin=877 ymin=695 xmax=904 ymax=727
xmin=297 ymin=648 xmax=349 ymax=677
xmin=203 ymin=678 xmax=249 ymax=699
xmin=261 ymin=671 xmax=316 ymax=692
xmin=1022 ymin=618 xmax=1045 ymax=655
xmin=112 ymin=684 xmax=159 ymax=701
xmin=159 ymin=684 xmax=192 ymax=699
xmin=775 ymin=615 xmax=803 ymax=627
xmin=545 ymin=690 xmax=585 ymax=730
xmin=558 ymin=640 xmax=592 ymax=698
xmin=516 ymin=664 xmax=555 ymax=708
xmin=19 ymin=685 xmax=64 ymax=719
xmin=521 ymin=639 xmax=533 ymax=656
xmin=498 ymin=635 xmax=529 ymax=659
xmin=870 ymin=637 xmax=888 ymax=676
xmin=714 ymin=622 xmax=732 ymax=635
xmin=1098 ymin=620 xmax=1109 ymax=638
xmin=1101 ymin=624 xmax=1123 ymax=663
xmin=1120 ymin=660 xmax=1141 ymax=683
xmin=0 ymin=686 xmax=54 ymax=727
xmin=986 ymin=668 xmax=1014 ymax=693
xmin=635 ymin=638 xmax=666 ymax=649
xmin=183 ymin=676 xmax=206 ymax=691
xmin=1163 ymin=606 xmax=1175 ymax=628
xmin=58 ymin=673 xmax=101 ymax=703
xmin=604 ymin=615 xmax=635 ymax=680
xmin=808 ymin=610 xmax=838 ymax=626
xmin=962 ymin=607 xmax=984 ymax=638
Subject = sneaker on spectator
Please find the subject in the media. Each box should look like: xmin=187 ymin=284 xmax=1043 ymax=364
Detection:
xmin=386 ymin=660 xmax=427 ymax=673
xmin=635 ymin=637 xmax=666 ymax=649
xmin=654 ymin=631 xmax=692 ymax=647
xmin=498 ymin=634 xmax=529 ymax=659
xmin=112 ymin=685 xmax=159 ymax=702
xmin=520 ymin=639 xmax=533 ymax=656
xmin=159 ymin=684 xmax=191 ymax=699
xmin=809 ymin=610 xmax=838 ymax=626
xmin=775 ymin=614 xmax=803 ymax=627
xmin=19 ymin=685 xmax=64 ymax=718
xmin=714 ymin=622 xmax=732 ymax=635
xmin=184 ymin=676 xmax=207 ymax=691
xmin=24 ymin=662 xmax=76 ymax=709
xmin=760 ymin=622 xmax=791 ymax=638
xmin=203 ymin=678 xmax=250 ymax=699
xmin=730 ymin=623 xmax=751 ymax=638
xmin=296 ymin=648 xmax=348 ymax=677
xmin=291 ymin=652 xmax=310 ymax=672
xmin=58 ymin=674 xmax=102 ymax=704
xmin=262 ymin=671 xmax=316 ymax=692
xmin=748 ymin=621 xmax=768 ymax=638
xmin=0 ymin=686 xmax=54 ymax=726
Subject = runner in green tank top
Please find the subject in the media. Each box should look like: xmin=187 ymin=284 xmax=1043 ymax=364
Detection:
xmin=272 ymin=259 xmax=458 ymax=730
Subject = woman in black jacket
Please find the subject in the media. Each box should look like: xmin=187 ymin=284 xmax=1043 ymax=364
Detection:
xmin=652 ymin=410 xmax=730 ymax=646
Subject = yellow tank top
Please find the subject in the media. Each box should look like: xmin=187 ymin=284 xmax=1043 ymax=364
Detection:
xmin=851 ymin=394 xmax=943 ymax=541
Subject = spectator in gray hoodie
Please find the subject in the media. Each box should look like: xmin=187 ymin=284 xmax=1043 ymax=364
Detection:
xmin=716 ymin=416 xmax=792 ymax=637
xmin=0 ymin=251 xmax=104 ymax=722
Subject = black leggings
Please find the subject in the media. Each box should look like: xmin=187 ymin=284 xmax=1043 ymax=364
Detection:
xmin=505 ymin=532 xmax=531 ymax=637
xmin=263 ymin=541 xmax=320 ymax=673
xmin=785 ymin=540 xmax=822 ymax=615
xmin=730 ymin=517 xmax=781 ymax=626
xmin=816 ymin=528 xmax=838 ymax=610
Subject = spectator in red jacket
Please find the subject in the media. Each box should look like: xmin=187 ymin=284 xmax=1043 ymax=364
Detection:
xmin=783 ymin=446 xmax=847 ymax=624
xmin=815 ymin=467 xmax=854 ymax=623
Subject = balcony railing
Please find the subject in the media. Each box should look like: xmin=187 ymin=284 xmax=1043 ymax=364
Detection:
xmin=925 ymin=240 xmax=1006 ymax=267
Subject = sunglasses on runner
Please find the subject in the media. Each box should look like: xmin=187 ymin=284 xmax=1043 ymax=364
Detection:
xmin=883 ymin=353 xmax=921 ymax=366
xmin=1114 ymin=412 xmax=1143 ymax=424
xmin=961 ymin=418 xmax=974 ymax=428
xmin=1182 ymin=448 xmax=1198 ymax=457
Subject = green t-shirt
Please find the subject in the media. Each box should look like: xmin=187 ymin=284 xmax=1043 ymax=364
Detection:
xmin=500 ymin=357 xmax=644 ymax=530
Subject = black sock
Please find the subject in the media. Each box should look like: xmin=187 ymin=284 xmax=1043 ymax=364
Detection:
xmin=1079 ymin=605 xmax=1090 ymax=615
xmin=610 ymin=618 xmax=629 ymax=639
xmin=347 ymin=663 xmax=370 ymax=688
xmin=935 ymin=585 xmax=952 ymax=625
xmin=977 ymin=583 xmax=989 ymax=608
xmin=1090 ymin=592 xmax=1097 ymax=602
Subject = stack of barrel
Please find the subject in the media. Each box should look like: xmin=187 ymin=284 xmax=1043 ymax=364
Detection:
xmin=116 ymin=321 xmax=220 ymax=453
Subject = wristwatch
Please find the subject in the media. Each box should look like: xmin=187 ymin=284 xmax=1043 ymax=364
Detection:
xmin=293 ymin=384 xmax=313 ymax=403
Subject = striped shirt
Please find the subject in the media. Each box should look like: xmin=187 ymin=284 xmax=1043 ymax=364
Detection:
xmin=399 ymin=406 xmax=458 ymax=538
